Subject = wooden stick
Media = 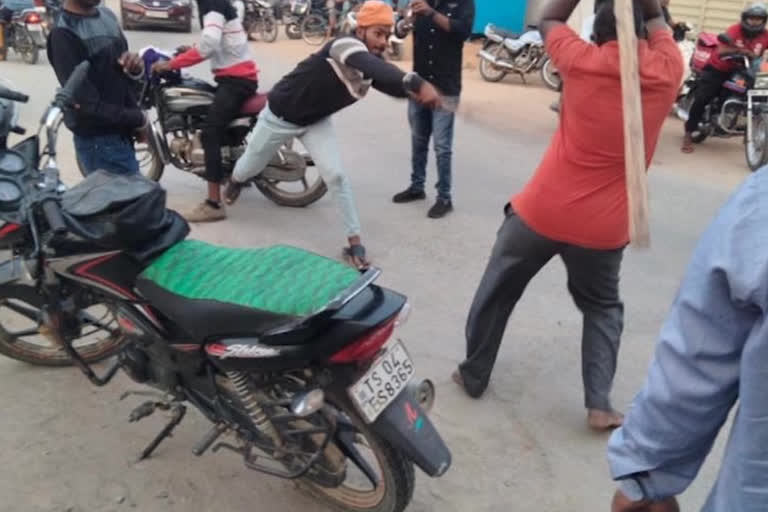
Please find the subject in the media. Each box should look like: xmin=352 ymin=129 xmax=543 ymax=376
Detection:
xmin=615 ymin=0 xmax=651 ymax=247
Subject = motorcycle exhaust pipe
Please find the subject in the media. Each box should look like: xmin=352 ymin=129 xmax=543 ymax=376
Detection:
xmin=477 ymin=50 xmax=517 ymax=71
xmin=407 ymin=379 xmax=436 ymax=413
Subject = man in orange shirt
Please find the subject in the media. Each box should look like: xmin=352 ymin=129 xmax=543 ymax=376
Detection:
xmin=453 ymin=0 xmax=683 ymax=430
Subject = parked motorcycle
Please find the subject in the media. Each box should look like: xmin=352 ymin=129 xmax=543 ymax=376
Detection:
xmin=3 ymin=8 xmax=46 ymax=64
xmin=675 ymin=33 xmax=768 ymax=171
xmin=244 ymin=0 xmax=278 ymax=42
xmin=0 ymin=62 xmax=452 ymax=512
xmin=86 ymin=48 xmax=328 ymax=208
xmin=478 ymin=24 xmax=561 ymax=91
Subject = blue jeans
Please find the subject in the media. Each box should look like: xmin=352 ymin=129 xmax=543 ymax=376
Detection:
xmin=74 ymin=134 xmax=139 ymax=176
xmin=409 ymin=97 xmax=457 ymax=202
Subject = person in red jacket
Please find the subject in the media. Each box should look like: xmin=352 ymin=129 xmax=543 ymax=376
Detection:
xmin=682 ymin=3 xmax=768 ymax=153
xmin=152 ymin=0 xmax=259 ymax=222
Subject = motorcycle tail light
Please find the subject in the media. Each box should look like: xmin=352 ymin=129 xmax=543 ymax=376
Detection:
xmin=25 ymin=13 xmax=41 ymax=23
xmin=329 ymin=315 xmax=397 ymax=364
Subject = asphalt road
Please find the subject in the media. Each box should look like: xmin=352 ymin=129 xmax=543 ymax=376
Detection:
xmin=0 ymin=10 xmax=751 ymax=512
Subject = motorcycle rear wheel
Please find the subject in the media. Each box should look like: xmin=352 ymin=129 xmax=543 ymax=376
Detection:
xmin=479 ymin=43 xmax=508 ymax=83
xmin=300 ymin=390 xmax=415 ymax=512
xmin=255 ymin=173 xmax=328 ymax=208
xmin=0 ymin=285 xmax=125 ymax=366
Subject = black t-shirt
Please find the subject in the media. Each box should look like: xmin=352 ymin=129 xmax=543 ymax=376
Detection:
xmin=412 ymin=0 xmax=475 ymax=96
xmin=268 ymin=36 xmax=422 ymax=126
xmin=46 ymin=7 xmax=144 ymax=137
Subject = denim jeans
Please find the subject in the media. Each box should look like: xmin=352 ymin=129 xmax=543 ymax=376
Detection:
xmin=74 ymin=134 xmax=139 ymax=176
xmin=408 ymin=97 xmax=458 ymax=202
xmin=233 ymin=104 xmax=361 ymax=237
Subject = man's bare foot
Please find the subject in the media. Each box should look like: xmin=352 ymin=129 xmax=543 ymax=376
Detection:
xmin=588 ymin=409 xmax=624 ymax=431
xmin=451 ymin=369 xmax=464 ymax=389
xmin=681 ymin=133 xmax=694 ymax=154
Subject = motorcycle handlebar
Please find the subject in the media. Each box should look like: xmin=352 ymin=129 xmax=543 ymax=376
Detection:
xmin=54 ymin=61 xmax=91 ymax=108
xmin=41 ymin=198 xmax=67 ymax=236
xmin=0 ymin=85 xmax=30 ymax=104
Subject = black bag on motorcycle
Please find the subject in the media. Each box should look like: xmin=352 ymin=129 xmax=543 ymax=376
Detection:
xmin=60 ymin=171 xmax=189 ymax=264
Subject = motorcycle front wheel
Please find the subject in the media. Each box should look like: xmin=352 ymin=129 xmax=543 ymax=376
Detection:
xmin=0 ymin=285 xmax=125 ymax=366
xmin=300 ymin=390 xmax=415 ymax=512
xmin=301 ymin=13 xmax=328 ymax=46
xmin=76 ymin=139 xmax=164 ymax=182
xmin=745 ymin=113 xmax=768 ymax=172
xmin=540 ymin=57 xmax=561 ymax=91
xmin=479 ymin=43 xmax=508 ymax=83
xmin=286 ymin=22 xmax=302 ymax=39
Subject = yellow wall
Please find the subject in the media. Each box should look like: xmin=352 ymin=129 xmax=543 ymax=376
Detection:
xmin=671 ymin=0 xmax=750 ymax=34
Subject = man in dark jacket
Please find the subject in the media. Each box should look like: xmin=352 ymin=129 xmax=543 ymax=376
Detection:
xmin=47 ymin=0 xmax=146 ymax=175
xmin=392 ymin=0 xmax=474 ymax=219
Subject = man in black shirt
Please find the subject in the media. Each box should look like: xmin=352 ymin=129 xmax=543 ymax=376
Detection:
xmin=392 ymin=0 xmax=474 ymax=219
xmin=47 ymin=0 xmax=146 ymax=175
xmin=224 ymin=0 xmax=440 ymax=270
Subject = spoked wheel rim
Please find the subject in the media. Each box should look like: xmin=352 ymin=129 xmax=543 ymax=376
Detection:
xmin=0 ymin=289 xmax=125 ymax=365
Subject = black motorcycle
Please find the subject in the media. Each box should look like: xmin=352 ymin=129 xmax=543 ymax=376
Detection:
xmin=0 ymin=62 xmax=451 ymax=512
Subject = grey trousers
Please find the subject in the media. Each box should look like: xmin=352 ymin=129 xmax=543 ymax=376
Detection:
xmin=459 ymin=209 xmax=625 ymax=411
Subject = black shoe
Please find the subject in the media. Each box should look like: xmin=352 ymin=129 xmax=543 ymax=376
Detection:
xmin=223 ymin=179 xmax=245 ymax=205
xmin=428 ymin=199 xmax=453 ymax=219
xmin=392 ymin=187 xmax=426 ymax=204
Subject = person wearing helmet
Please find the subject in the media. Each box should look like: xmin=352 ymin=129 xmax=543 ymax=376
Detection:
xmin=682 ymin=3 xmax=768 ymax=153
xmin=223 ymin=0 xmax=440 ymax=270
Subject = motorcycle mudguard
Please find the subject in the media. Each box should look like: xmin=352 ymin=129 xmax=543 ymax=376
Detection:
xmin=370 ymin=390 xmax=451 ymax=477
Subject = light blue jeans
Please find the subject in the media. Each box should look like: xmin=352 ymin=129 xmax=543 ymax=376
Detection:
xmin=233 ymin=105 xmax=361 ymax=237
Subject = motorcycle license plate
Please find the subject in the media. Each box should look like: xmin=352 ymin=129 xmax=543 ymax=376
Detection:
xmin=146 ymin=10 xmax=169 ymax=18
xmin=26 ymin=23 xmax=42 ymax=31
xmin=349 ymin=340 xmax=415 ymax=424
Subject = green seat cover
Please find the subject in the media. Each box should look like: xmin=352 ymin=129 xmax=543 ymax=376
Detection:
xmin=139 ymin=240 xmax=360 ymax=317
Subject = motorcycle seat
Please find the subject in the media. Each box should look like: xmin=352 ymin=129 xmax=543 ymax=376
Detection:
xmin=135 ymin=240 xmax=361 ymax=341
xmin=240 ymin=93 xmax=268 ymax=116
xmin=487 ymin=24 xmax=519 ymax=40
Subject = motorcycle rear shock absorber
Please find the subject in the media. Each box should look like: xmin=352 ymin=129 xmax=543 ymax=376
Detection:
xmin=226 ymin=371 xmax=282 ymax=447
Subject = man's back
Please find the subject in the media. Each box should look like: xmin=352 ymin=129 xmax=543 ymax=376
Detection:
xmin=512 ymin=26 xmax=683 ymax=250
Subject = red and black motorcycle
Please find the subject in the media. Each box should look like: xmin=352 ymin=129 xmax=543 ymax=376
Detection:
xmin=0 ymin=63 xmax=450 ymax=512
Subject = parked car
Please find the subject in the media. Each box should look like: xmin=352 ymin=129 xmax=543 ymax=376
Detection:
xmin=120 ymin=0 xmax=193 ymax=32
